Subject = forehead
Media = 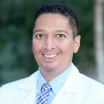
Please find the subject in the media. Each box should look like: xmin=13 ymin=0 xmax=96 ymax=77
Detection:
xmin=34 ymin=13 xmax=71 ymax=30
xmin=36 ymin=13 xmax=68 ymax=22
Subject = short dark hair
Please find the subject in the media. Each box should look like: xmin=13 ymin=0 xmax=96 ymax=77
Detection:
xmin=34 ymin=3 xmax=79 ymax=37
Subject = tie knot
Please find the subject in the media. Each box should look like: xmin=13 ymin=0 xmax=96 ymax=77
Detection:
xmin=41 ymin=83 xmax=52 ymax=92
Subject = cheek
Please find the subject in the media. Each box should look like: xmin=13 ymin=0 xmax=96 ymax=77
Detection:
xmin=32 ymin=42 xmax=39 ymax=54
xmin=62 ymin=45 xmax=74 ymax=62
xmin=32 ymin=39 xmax=44 ymax=53
xmin=63 ymin=47 xmax=73 ymax=56
xmin=60 ymin=42 xmax=74 ymax=54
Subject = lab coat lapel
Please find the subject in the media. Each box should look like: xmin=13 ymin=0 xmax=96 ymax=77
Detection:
xmin=19 ymin=71 xmax=38 ymax=104
xmin=52 ymin=63 xmax=83 ymax=104
xmin=21 ymin=90 xmax=36 ymax=104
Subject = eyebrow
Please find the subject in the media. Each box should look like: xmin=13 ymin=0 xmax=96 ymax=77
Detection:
xmin=33 ymin=29 xmax=68 ymax=35
xmin=55 ymin=30 xmax=68 ymax=35
xmin=33 ymin=29 xmax=44 ymax=34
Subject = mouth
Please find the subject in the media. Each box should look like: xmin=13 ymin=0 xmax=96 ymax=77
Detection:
xmin=42 ymin=53 xmax=59 ymax=62
xmin=43 ymin=54 xmax=58 ymax=58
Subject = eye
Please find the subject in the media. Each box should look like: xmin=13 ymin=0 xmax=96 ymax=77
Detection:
xmin=35 ymin=34 xmax=44 ymax=39
xmin=57 ymin=34 xmax=66 ymax=39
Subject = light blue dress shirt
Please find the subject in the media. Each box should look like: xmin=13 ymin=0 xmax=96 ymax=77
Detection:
xmin=36 ymin=63 xmax=72 ymax=104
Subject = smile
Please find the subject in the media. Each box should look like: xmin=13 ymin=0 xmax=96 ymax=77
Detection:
xmin=43 ymin=54 xmax=58 ymax=58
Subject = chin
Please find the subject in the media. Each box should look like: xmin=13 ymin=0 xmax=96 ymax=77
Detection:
xmin=41 ymin=65 xmax=57 ymax=72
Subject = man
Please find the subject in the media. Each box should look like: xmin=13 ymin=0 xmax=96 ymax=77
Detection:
xmin=0 ymin=3 xmax=104 ymax=104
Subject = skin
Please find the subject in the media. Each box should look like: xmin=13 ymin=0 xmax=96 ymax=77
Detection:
xmin=32 ymin=13 xmax=81 ymax=82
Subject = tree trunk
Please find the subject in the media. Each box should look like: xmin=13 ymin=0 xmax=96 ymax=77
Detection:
xmin=94 ymin=0 xmax=104 ymax=83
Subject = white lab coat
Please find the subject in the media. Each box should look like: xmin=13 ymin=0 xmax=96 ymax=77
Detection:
xmin=0 ymin=63 xmax=104 ymax=104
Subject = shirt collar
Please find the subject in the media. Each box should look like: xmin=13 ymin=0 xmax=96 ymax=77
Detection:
xmin=37 ymin=63 xmax=72 ymax=94
xmin=36 ymin=70 xmax=47 ymax=93
xmin=49 ymin=64 xmax=72 ymax=94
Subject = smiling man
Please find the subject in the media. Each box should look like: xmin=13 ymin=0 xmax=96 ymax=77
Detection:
xmin=32 ymin=13 xmax=80 ymax=82
xmin=0 ymin=3 xmax=104 ymax=104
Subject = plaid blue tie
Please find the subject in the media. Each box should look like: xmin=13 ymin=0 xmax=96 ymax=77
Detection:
xmin=37 ymin=83 xmax=52 ymax=104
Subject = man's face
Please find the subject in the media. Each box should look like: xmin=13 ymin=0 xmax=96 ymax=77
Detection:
xmin=32 ymin=13 xmax=80 ymax=74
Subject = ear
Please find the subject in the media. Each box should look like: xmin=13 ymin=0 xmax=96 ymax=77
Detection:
xmin=73 ymin=35 xmax=81 ymax=53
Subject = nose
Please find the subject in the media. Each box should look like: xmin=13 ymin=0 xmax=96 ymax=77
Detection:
xmin=43 ymin=36 xmax=56 ymax=50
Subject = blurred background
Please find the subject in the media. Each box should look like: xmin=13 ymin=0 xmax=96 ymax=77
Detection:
xmin=0 ymin=0 xmax=104 ymax=86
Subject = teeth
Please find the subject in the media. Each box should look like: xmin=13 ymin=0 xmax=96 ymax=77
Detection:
xmin=44 ymin=54 xmax=57 ymax=58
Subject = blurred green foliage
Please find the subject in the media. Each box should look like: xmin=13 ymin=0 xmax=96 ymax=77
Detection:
xmin=0 ymin=0 xmax=95 ymax=85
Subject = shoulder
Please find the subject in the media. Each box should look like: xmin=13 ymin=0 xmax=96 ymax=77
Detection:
xmin=79 ymin=73 xmax=104 ymax=88
xmin=1 ymin=78 xmax=26 ymax=90
xmin=0 ymin=77 xmax=27 ymax=104
xmin=71 ymin=63 xmax=104 ymax=103
xmin=78 ymin=73 xmax=104 ymax=103
xmin=72 ymin=63 xmax=104 ymax=88
xmin=0 ymin=71 xmax=38 ymax=90
xmin=0 ymin=71 xmax=38 ymax=104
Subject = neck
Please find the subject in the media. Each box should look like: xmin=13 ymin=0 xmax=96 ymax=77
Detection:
xmin=40 ymin=63 xmax=71 ymax=82
xmin=40 ymin=68 xmax=67 ymax=82
xmin=41 ymin=70 xmax=63 ymax=82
